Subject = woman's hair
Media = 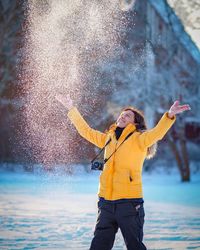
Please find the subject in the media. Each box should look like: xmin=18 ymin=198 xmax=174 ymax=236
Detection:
xmin=107 ymin=106 xmax=157 ymax=159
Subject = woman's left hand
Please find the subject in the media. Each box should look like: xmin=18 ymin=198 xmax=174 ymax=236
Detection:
xmin=168 ymin=100 xmax=191 ymax=118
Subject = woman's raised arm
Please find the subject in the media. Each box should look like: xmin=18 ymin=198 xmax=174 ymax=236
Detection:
xmin=56 ymin=94 xmax=107 ymax=149
xmin=137 ymin=100 xmax=191 ymax=149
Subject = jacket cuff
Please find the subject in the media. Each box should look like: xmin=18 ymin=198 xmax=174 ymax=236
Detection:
xmin=165 ymin=111 xmax=176 ymax=120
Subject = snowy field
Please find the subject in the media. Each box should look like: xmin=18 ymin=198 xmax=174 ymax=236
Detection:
xmin=0 ymin=165 xmax=200 ymax=250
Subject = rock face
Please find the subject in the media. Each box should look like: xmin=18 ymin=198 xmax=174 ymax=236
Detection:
xmin=0 ymin=0 xmax=199 ymax=165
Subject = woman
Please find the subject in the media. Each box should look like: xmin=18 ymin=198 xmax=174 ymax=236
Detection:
xmin=56 ymin=94 xmax=190 ymax=250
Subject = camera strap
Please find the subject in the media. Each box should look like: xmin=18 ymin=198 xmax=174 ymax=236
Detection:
xmin=104 ymin=131 xmax=134 ymax=164
xmin=91 ymin=131 xmax=135 ymax=165
xmin=91 ymin=137 xmax=112 ymax=164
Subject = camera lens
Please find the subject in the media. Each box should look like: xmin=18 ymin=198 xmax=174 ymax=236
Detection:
xmin=94 ymin=162 xmax=99 ymax=168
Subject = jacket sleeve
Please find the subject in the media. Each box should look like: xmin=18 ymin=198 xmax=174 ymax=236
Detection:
xmin=67 ymin=107 xmax=107 ymax=149
xmin=137 ymin=111 xmax=176 ymax=149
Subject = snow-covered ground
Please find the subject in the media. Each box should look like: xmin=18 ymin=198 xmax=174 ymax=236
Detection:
xmin=0 ymin=166 xmax=200 ymax=250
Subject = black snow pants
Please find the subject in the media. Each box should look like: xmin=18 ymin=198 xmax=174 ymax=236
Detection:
xmin=89 ymin=198 xmax=147 ymax=250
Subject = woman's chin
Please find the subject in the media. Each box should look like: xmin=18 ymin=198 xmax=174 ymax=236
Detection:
xmin=117 ymin=123 xmax=125 ymax=128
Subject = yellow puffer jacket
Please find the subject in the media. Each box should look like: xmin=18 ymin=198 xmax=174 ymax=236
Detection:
xmin=67 ymin=107 xmax=176 ymax=200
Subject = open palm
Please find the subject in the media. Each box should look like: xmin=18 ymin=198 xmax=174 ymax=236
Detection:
xmin=169 ymin=100 xmax=191 ymax=117
xmin=55 ymin=94 xmax=74 ymax=110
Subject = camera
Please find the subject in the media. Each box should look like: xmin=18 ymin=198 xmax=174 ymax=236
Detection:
xmin=91 ymin=161 xmax=104 ymax=171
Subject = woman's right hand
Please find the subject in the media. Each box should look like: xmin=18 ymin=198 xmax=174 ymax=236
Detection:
xmin=55 ymin=94 xmax=74 ymax=110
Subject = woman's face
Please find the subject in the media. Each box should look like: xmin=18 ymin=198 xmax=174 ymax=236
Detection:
xmin=116 ymin=110 xmax=135 ymax=128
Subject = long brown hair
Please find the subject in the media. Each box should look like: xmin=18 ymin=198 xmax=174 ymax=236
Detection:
xmin=108 ymin=106 xmax=157 ymax=159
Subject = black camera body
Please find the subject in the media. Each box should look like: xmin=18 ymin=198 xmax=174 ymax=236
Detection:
xmin=91 ymin=161 xmax=104 ymax=171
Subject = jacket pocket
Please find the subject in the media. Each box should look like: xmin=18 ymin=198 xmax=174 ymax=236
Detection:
xmin=129 ymin=172 xmax=142 ymax=185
